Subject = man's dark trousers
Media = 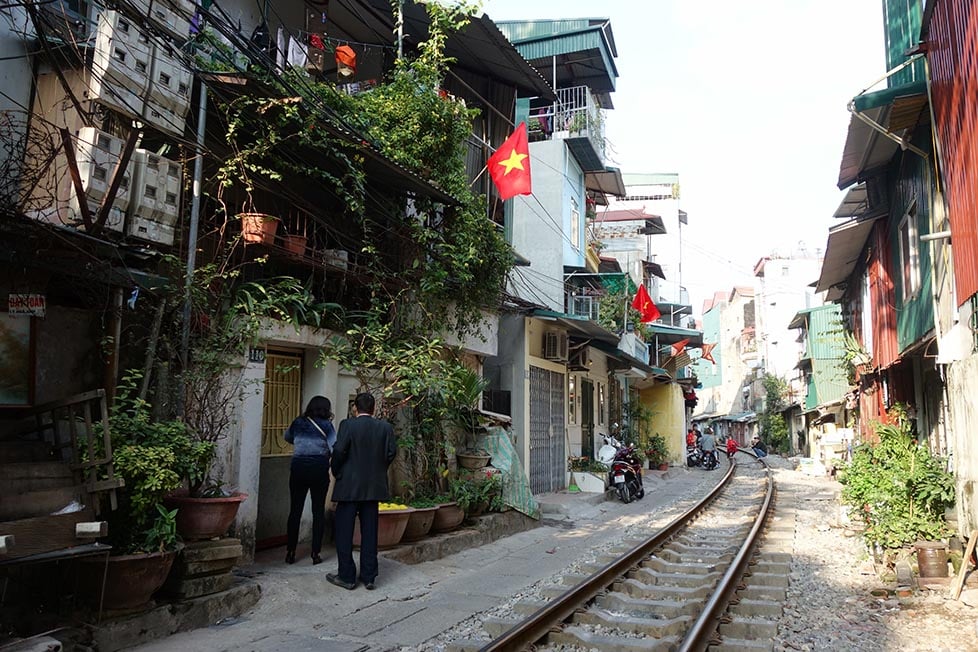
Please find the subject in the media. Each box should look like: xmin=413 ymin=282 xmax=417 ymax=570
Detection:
xmin=334 ymin=500 xmax=379 ymax=585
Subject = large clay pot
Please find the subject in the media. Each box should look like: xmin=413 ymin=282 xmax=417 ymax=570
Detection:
xmin=78 ymin=549 xmax=176 ymax=611
xmin=401 ymin=506 xmax=438 ymax=542
xmin=431 ymin=501 xmax=464 ymax=533
xmin=352 ymin=509 xmax=411 ymax=549
xmin=457 ymin=451 xmax=491 ymax=470
xmin=163 ymin=491 xmax=248 ymax=541
xmin=238 ymin=213 xmax=280 ymax=244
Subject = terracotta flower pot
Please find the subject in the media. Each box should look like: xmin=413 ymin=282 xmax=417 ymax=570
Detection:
xmin=78 ymin=549 xmax=176 ymax=611
xmin=401 ymin=506 xmax=438 ymax=542
xmin=163 ymin=491 xmax=248 ymax=541
xmin=457 ymin=452 xmax=491 ymax=469
xmin=352 ymin=508 xmax=411 ymax=549
xmin=431 ymin=501 xmax=464 ymax=533
xmin=282 ymin=234 xmax=307 ymax=257
xmin=238 ymin=212 xmax=280 ymax=244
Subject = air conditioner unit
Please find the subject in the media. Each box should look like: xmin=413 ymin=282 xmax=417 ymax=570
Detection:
xmin=568 ymin=347 xmax=592 ymax=371
xmin=543 ymin=332 xmax=568 ymax=361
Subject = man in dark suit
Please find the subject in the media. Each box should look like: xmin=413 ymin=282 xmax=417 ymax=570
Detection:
xmin=328 ymin=393 xmax=397 ymax=590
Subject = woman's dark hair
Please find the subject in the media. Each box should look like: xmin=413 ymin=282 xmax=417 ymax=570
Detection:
xmin=304 ymin=395 xmax=333 ymax=420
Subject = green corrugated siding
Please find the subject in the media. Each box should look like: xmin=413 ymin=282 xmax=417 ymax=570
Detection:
xmin=805 ymin=373 xmax=818 ymax=412
xmin=497 ymin=19 xmax=594 ymax=42
xmin=887 ymin=127 xmax=935 ymax=350
xmin=882 ymin=0 xmax=925 ymax=87
xmin=511 ymin=32 xmax=603 ymax=63
xmin=806 ymin=306 xmax=848 ymax=407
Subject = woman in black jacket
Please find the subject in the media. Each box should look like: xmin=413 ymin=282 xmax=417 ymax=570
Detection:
xmin=283 ymin=395 xmax=336 ymax=565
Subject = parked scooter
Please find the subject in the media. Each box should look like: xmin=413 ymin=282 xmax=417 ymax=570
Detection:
xmin=686 ymin=444 xmax=703 ymax=468
xmin=597 ymin=434 xmax=645 ymax=503
xmin=700 ymin=448 xmax=720 ymax=470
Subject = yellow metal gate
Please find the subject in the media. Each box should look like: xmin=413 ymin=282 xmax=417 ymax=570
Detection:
xmin=261 ymin=350 xmax=303 ymax=457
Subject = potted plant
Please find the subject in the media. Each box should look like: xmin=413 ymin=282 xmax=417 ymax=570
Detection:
xmin=402 ymin=496 xmax=439 ymax=542
xmin=78 ymin=372 xmax=199 ymax=611
xmin=237 ymin=211 xmax=280 ymax=244
xmin=448 ymin=367 xmax=492 ymax=469
xmin=352 ymin=502 xmax=412 ymax=549
xmin=430 ymin=494 xmax=464 ymax=533
xmin=644 ymin=433 xmax=670 ymax=470
xmin=450 ymin=471 xmax=503 ymax=517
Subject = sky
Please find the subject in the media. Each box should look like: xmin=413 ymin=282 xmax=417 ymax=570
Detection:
xmin=481 ymin=0 xmax=886 ymax=315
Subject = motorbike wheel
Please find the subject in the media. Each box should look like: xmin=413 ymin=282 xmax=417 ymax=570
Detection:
xmin=635 ymin=485 xmax=645 ymax=500
xmin=618 ymin=483 xmax=632 ymax=504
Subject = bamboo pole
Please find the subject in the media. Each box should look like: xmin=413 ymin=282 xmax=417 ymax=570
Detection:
xmin=950 ymin=529 xmax=978 ymax=600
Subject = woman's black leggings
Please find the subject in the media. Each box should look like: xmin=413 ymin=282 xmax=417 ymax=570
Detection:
xmin=286 ymin=455 xmax=330 ymax=555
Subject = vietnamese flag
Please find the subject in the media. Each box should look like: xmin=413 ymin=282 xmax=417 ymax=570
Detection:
xmin=631 ymin=284 xmax=661 ymax=323
xmin=671 ymin=338 xmax=690 ymax=357
xmin=488 ymin=123 xmax=531 ymax=200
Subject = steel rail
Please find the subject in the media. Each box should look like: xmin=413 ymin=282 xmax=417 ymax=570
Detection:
xmin=478 ymin=460 xmax=739 ymax=652
xmin=678 ymin=455 xmax=774 ymax=652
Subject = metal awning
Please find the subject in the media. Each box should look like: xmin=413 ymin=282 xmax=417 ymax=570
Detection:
xmin=834 ymin=184 xmax=870 ymax=219
xmin=814 ymin=216 xmax=882 ymax=301
xmin=532 ymin=309 xmax=619 ymax=343
xmin=585 ymin=167 xmax=626 ymax=199
xmin=837 ymin=81 xmax=928 ymax=189
xmin=643 ymin=260 xmax=666 ymax=280
xmin=331 ymin=1 xmax=555 ymax=100
xmin=647 ymin=323 xmax=703 ymax=346
xmin=788 ymin=307 xmax=817 ymax=330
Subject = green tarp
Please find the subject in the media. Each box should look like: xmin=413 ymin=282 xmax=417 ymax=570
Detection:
xmin=478 ymin=426 xmax=540 ymax=519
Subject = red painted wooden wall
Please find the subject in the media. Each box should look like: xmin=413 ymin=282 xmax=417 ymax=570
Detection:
xmin=926 ymin=0 xmax=978 ymax=306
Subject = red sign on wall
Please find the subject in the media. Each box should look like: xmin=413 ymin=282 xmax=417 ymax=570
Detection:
xmin=8 ymin=293 xmax=46 ymax=317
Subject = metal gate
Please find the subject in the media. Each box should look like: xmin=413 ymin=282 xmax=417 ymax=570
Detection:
xmin=529 ymin=365 xmax=566 ymax=494
xmin=261 ymin=350 xmax=304 ymax=456
xmin=581 ymin=379 xmax=594 ymax=459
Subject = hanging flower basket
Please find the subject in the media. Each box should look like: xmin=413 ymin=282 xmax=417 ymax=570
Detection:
xmin=238 ymin=212 xmax=280 ymax=244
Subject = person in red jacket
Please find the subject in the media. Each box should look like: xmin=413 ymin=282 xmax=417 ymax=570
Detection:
xmin=726 ymin=436 xmax=739 ymax=459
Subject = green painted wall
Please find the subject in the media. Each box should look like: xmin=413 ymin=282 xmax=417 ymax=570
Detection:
xmin=882 ymin=0 xmax=925 ymax=86
xmin=887 ymin=127 xmax=935 ymax=350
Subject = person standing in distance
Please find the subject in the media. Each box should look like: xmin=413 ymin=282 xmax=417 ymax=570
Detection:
xmin=328 ymin=393 xmax=397 ymax=591
xmin=283 ymin=395 xmax=335 ymax=566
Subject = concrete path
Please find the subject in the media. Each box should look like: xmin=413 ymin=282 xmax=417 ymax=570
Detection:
xmin=127 ymin=466 xmax=722 ymax=651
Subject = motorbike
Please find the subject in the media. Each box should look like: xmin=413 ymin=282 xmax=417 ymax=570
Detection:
xmin=700 ymin=448 xmax=720 ymax=470
xmin=686 ymin=444 xmax=702 ymax=468
xmin=597 ymin=434 xmax=645 ymax=503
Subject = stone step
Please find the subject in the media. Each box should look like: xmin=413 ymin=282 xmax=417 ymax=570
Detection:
xmin=0 ymin=485 xmax=85 ymax=521
xmin=0 ymin=462 xmax=74 ymax=493
xmin=643 ymin=557 xmax=720 ymax=575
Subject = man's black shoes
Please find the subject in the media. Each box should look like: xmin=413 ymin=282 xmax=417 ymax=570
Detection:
xmin=326 ymin=573 xmax=357 ymax=590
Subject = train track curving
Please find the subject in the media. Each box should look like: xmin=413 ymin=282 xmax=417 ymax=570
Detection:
xmin=451 ymin=452 xmax=783 ymax=652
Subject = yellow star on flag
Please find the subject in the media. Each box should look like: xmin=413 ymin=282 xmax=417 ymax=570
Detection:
xmin=496 ymin=148 xmax=528 ymax=175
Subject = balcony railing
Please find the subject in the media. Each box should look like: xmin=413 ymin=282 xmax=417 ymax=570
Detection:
xmin=526 ymin=86 xmax=605 ymax=169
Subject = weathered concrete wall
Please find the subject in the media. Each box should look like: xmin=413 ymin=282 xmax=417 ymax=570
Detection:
xmin=947 ymin=352 xmax=978 ymax=535
xmin=639 ymin=383 xmax=684 ymax=464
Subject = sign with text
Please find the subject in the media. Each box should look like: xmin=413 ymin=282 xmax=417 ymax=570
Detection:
xmin=248 ymin=347 xmax=266 ymax=363
xmin=8 ymin=294 xmax=46 ymax=317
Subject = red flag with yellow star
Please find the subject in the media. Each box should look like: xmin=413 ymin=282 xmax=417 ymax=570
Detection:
xmin=488 ymin=123 xmax=531 ymax=200
xmin=631 ymin=284 xmax=661 ymax=323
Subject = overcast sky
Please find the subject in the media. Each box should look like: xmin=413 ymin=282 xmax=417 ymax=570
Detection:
xmin=482 ymin=0 xmax=886 ymax=314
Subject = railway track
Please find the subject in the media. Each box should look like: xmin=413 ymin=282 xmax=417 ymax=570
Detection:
xmin=449 ymin=452 xmax=784 ymax=651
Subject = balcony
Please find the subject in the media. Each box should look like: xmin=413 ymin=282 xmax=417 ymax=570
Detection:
xmin=526 ymin=86 xmax=605 ymax=171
